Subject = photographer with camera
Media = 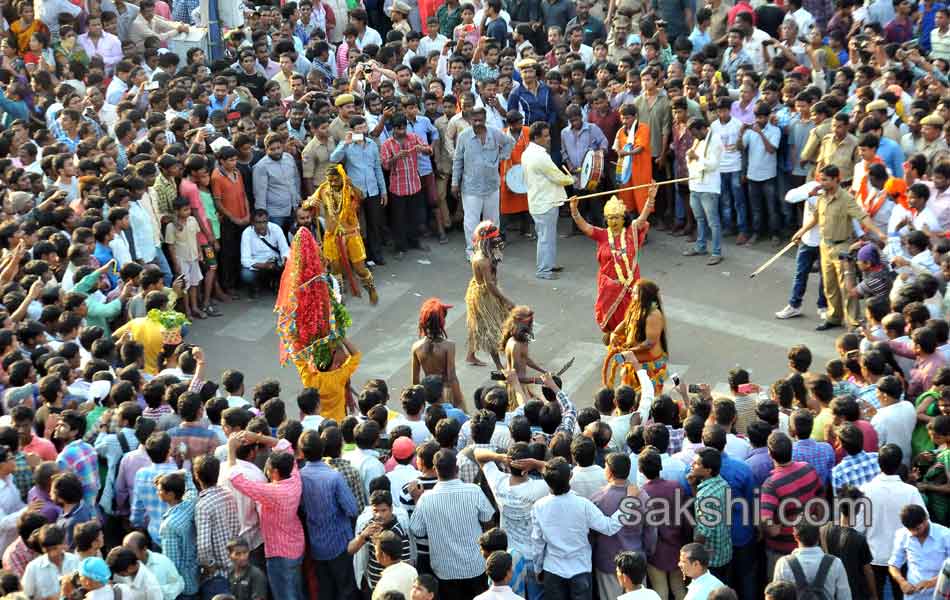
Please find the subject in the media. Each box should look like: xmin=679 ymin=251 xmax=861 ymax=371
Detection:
xmin=239 ymin=209 xmax=290 ymax=299
xmin=792 ymin=165 xmax=885 ymax=331
xmin=846 ymin=243 xmax=896 ymax=304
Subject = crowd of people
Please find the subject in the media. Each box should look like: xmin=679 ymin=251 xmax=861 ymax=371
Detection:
xmin=7 ymin=1 xmax=950 ymax=600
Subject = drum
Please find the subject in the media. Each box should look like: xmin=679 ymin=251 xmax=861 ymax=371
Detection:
xmin=615 ymin=143 xmax=633 ymax=186
xmin=579 ymin=149 xmax=605 ymax=191
xmin=505 ymin=164 xmax=527 ymax=194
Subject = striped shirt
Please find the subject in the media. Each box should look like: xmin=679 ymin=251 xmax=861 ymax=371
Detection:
xmin=409 ymin=478 xmax=495 ymax=580
xmin=399 ymin=475 xmax=439 ymax=558
xmin=195 ymin=486 xmax=239 ymax=579
xmin=361 ymin=519 xmax=412 ymax=588
xmin=56 ymin=440 xmax=100 ymax=508
xmin=760 ymin=461 xmax=823 ymax=553
xmin=2 ymin=537 xmax=36 ymax=577
xmin=299 ymin=461 xmax=359 ymax=561
xmin=229 ymin=442 xmax=305 ymax=559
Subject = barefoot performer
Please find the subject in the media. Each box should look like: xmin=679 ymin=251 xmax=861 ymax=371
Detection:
xmin=603 ymin=278 xmax=669 ymax=394
xmin=303 ymin=164 xmax=379 ymax=305
xmin=412 ymin=298 xmax=466 ymax=411
xmin=465 ymin=221 xmax=514 ymax=368
xmin=571 ymin=183 xmax=657 ymax=341
xmin=276 ymin=228 xmax=360 ymax=422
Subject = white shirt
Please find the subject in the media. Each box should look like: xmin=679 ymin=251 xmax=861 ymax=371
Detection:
xmin=218 ymin=459 xmax=265 ymax=551
xmin=858 ymin=473 xmax=926 ymax=565
xmin=569 ymin=43 xmax=594 ymax=67
xmin=388 ymin=418 xmax=430 ymax=444
xmin=710 ymin=117 xmax=743 ymax=173
xmin=521 ymin=142 xmax=575 ymax=215
xmin=301 ymin=414 xmax=325 ymax=431
xmin=482 ymin=461 xmax=549 ymax=556
xmin=474 ymin=585 xmax=525 ymax=600
xmin=723 ymin=433 xmax=751 ymax=460
xmin=570 ymin=465 xmax=607 ymax=500
xmin=619 ymin=589 xmax=662 ymax=600
xmin=418 ymin=33 xmax=449 ymax=57
xmin=109 ymin=230 xmax=134 ymax=266
xmin=355 ymin=26 xmax=383 ymax=49
xmin=114 ymin=563 xmax=163 ymax=600
xmin=106 ymin=76 xmax=130 ymax=105
xmin=683 ymin=570 xmax=725 ymax=600
xmin=240 ymin=222 xmax=290 ymax=270
xmin=22 ymin=552 xmax=82 ymax=600
xmin=530 ymin=491 xmax=624 ymax=579
xmin=687 ymin=130 xmax=723 ymax=194
xmin=792 ymin=7 xmax=816 ymax=39
xmin=387 ymin=463 xmax=423 ymax=510
xmin=743 ymin=28 xmax=771 ymax=72
xmin=660 ymin=453 xmax=688 ymax=483
xmin=372 ymin=561 xmax=418 ymax=600
xmin=888 ymin=203 xmax=941 ymax=236
xmin=870 ymin=401 xmax=916 ymax=467
xmin=0 ymin=474 xmax=25 ymax=554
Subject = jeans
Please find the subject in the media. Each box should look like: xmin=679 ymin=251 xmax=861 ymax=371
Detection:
xmin=199 ymin=575 xmax=229 ymax=600
xmin=690 ymin=191 xmax=722 ymax=257
xmin=720 ymin=171 xmax=748 ymax=234
xmin=462 ymin=191 xmax=500 ymax=256
xmin=788 ymin=243 xmax=827 ymax=310
xmin=150 ymin=247 xmax=173 ymax=286
xmin=265 ymin=556 xmax=303 ymax=600
xmin=532 ymin=207 xmax=559 ymax=276
xmin=543 ymin=571 xmax=592 ymax=600
xmin=748 ymin=178 xmax=781 ymax=234
xmin=241 ymin=266 xmax=280 ymax=290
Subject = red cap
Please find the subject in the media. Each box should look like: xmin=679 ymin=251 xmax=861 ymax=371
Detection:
xmin=392 ymin=437 xmax=416 ymax=460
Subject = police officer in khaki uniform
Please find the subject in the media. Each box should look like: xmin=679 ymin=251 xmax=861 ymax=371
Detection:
xmin=917 ymin=113 xmax=950 ymax=169
xmin=792 ymin=165 xmax=885 ymax=331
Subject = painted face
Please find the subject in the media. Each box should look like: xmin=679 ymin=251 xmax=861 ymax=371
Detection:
xmin=606 ymin=213 xmax=624 ymax=234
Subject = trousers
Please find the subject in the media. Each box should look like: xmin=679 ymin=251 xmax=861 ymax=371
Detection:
xmin=463 ymin=190 xmax=500 ymax=256
xmin=819 ymin=241 xmax=860 ymax=326
xmin=532 ymin=206 xmax=559 ymax=276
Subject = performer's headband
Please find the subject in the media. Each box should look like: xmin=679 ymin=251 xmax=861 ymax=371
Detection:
xmin=475 ymin=228 xmax=500 ymax=241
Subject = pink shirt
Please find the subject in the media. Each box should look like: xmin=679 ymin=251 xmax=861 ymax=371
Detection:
xmin=229 ymin=441 xmax=304 ymax=559
xmin=179 ymin=178 xmax=211 ymax=245
xmin=22 ymin=434 xmax=57 ymax=461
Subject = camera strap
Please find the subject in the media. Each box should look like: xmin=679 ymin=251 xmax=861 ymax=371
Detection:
xmin=258 ymin=234 xmax=283 ymax=258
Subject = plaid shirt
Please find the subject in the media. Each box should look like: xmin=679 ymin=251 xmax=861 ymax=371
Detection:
xmin=151 ymin=172 xmax=177 ymax=222
xmin=131 ymin=461 xmax=187 ymax=545
xmin=695 ymin=475 xmax=733 ymax=568
xmin=832 ymin=451 xmax=881 ymax=494
xmin=2 ymin=537 xmax=36 ymax=577
xmin=12 ymin=452 xmax=32 ymax=502
xmin=326 ymin=457 xmax=367 ymax=512
xmin=380 ymin=133 xmax=425 ymax=196
xmin=160 ymin=497 xmax=199 ymax=596
xmin=792 ymin=438 xmax=836 ymax=485
xmin=195 ymin=486 xmax=239 ymax=580
xmin=667 ymin=426 xmax=684 ymax=456
xmin=57 ymin=440 xmax=100 ymax=508
xmin=458 ymin=444 xmax=492 ymax=484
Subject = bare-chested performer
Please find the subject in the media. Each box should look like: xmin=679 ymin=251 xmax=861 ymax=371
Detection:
xmin=500 ymin=305 xmax=548 ymax=397
xmin=411 ymin=297 xmax=466 ymax=411
xmin=465 ymin=221 xmax=514 ymax=368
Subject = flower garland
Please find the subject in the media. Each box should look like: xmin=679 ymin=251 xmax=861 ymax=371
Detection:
xmin=607 ymin=226 xmax=636 ymax=287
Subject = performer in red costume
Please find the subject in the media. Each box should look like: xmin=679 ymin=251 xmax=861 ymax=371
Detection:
xmin=569 ymin=183 xmax=657 ymax=342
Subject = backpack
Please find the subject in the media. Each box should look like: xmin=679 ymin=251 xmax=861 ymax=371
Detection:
xmin=460 ymin=446 xmax=499 ymax=525
xmin=787 ymin=555 xmax=835 ymax=600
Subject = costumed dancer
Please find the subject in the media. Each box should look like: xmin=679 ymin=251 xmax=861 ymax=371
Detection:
xmin=501 ymin=305 xmax=548 ymax=398
xmin=465 ymin=221 xmax=514 ymax=368
xmin=500 ymin=111 xmax=534 ymax=238
xmin=276 ymin=228 xmax=360 ymax=422
xmin=613 ymin=103 xmax=652 ymax=213
xmin=602 ymin=278 xmax=669 ymax=395
xmin=570 ymin=184 xmax=656 ymax=343
xmin=412 ymin=298 xmax=466 ymax=411
xmin=303 ymin=164 xmax=379 ymax=305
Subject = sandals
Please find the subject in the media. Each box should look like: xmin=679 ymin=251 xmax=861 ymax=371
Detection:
xmin=203 ymin=305 xmax=223 ymax=317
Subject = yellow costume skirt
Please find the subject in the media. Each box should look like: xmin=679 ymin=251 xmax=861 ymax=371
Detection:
xmin=324 ymin=231 xmax=366 ymax=264
xmin=620 ymin=354 xmax=668 ymax=394
xmin=465 ymin=279 xmax=508 ymax=354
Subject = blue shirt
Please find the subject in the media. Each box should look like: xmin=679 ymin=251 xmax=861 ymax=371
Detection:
xmin=330 ymin=139 xmax=387 ymax=197
xmin=508 ymin=82 xmax=557 ymax=126
xmin=889 ymin=521 xmax=950 ymax=600
xmin=299 ymin=461 xmax=359 ymax=560
xmin=679 ymin=454 xmax=756 ymax=547
xmin=208 ymin=94 xmax=239 ymax=113
xmin=0 ymin=90 xmax=30 ymax=129
xmin=452 ymin=126 xmax=515 ymax=196
xmin=919 ymin=2 xmax=947 ymax=53
xmin=688 ymin=27 xmax=711 ymax=51
xmin=742 ymin=123 xmax=781 ymax=181
xmin=877 ymin=136 xmax=905 ymax=177
xmin=93 ymin=243 xmax=117 ymax=288
xmin=406 ymin=115 xmax=439 ymax=176
xmin=57 ymin=502 xmax=95 ymax=547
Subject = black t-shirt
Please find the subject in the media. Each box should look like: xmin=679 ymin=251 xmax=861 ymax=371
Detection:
xmin=820 ymin=524 xmax=873 ymax=598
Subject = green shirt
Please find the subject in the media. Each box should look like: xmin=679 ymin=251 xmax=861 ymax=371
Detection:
xmin=437 ymin=4 xmax=462 ymax=38
xmin=695 ymin=475 xmax=733 ymax=568
xmin=812 ymin=407 xmax=834 ymax=442
xmin=199 ymin=190 xmax=220 ymax=239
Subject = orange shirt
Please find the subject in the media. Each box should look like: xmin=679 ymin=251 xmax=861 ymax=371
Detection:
xmin=10 ymin=20 xmax=46 ymax=55
xmin=210 ymin=167 xmax=250 ymax=223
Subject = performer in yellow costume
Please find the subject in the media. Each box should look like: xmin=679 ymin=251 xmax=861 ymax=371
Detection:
xmin=303 ymin=164 xmax=378 ymax=305
xmin=602 ymin=278 xmax=669 ymax=394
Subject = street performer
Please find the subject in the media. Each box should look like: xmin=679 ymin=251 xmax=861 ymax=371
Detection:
xmin=303 ymin=164 xmax=379 ymax=305
xmin=570 ymin=183 xmax=657 ymax=342
xmin=602 ymin=278 xmax=669 ymax=394
xmin=465 ymin=221 xmax=514 ymax=369
xmin=276 ymin=228 xmax=361 ymax=422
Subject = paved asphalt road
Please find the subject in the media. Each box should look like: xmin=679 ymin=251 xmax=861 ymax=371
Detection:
xmin=189 ymin=220 xmax=840 ymax=415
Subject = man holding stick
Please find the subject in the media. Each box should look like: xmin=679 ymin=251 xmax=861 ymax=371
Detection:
xmin=791 ymin=165 xmax=885 ymax=331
